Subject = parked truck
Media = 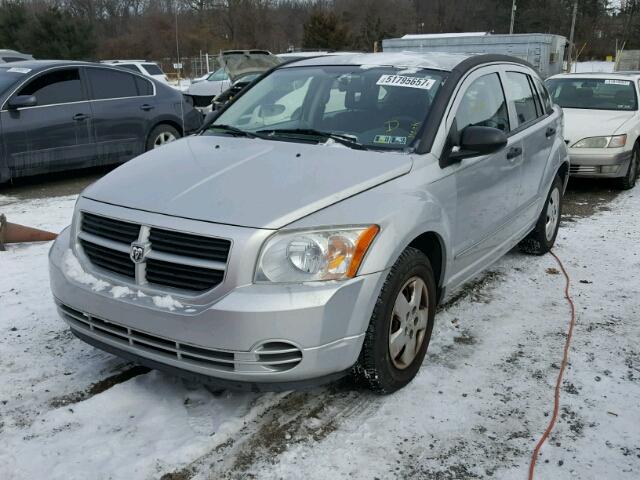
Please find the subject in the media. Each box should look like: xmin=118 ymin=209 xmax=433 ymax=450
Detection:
xmin=382 ymin=32 xmax=567 ymax=79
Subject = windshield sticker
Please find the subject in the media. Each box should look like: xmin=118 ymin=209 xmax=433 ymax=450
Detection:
xmin=6 ymin=67 xmax=31 ymax=74
xmin=376 ymin=74 xmax=436 ymax=90
xmin=374 ymin=135 xmax=407 ymax=145
xmin=604 ymin=79 xmax=631 ymax=86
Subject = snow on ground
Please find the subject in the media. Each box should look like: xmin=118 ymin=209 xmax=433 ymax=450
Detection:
xmin=0 ymin=185 xmax=638 ymax=480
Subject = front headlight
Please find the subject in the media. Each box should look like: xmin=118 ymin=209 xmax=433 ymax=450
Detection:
xmin=255 ymin=225 xmax=379 ymax=283
xmin=572 ymin=134 xmax=626 ymax=148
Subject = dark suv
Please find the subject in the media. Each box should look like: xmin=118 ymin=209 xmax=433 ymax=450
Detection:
xmin=0 ymin=61 xmax=202 ymax=184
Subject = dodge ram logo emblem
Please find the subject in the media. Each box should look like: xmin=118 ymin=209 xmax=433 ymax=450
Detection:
xmin=130 ymin=242 xmax=148 ymax=264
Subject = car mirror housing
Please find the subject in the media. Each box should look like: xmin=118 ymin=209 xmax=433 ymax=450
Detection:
xmin=443 ymin=125 xmax=508 ymax=167
xmin=7 ymin=95 xmax=37 ymax=110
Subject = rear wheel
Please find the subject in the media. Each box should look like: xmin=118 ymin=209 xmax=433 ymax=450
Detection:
xmin=354 ymin=247 xmax=436 ymax=394
xmin=615 ymin=146 xmax=638 ymax=190
xmin=146 ymin=124 xmax=181 ymax=151
xmin=519 ymin=174 xmax=563 ymax=255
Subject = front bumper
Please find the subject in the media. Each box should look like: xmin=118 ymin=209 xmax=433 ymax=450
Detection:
xmin=49 ymin=228 xmax=387 ymax=387
xmin=568 ymin=149 xmax=631 ymax=178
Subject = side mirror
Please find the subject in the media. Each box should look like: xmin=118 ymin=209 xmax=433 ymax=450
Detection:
xmin=443 ymin=125 xmax=507 ymax=167
xmin=7 ymin=95 xmax=37 ymax=110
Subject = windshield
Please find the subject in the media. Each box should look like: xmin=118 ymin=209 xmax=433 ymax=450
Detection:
xmin=546 ymin=78 xmax=638 ymax=111
xmin=208 ymin=68 xmax=229 ymax=82
xmin=0 ymin=68 xmax=26 ymax=93
xmin=212 ymin=65 xmax=447 ymax=151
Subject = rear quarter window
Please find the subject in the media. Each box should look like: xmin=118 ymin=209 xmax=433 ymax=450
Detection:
xmin=87 ymin=68 xmax=139 ymax=99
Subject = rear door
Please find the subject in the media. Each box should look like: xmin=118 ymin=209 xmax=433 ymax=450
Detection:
xmin=502 ymin=69 xmax=558 ymax=228
xmin=0 ymin=67 xmax=95 ymax=177
xmin=84 ymin=66 xmax=154 ymax=163
xmin=445 ymin=68 xmax=523 ymax=282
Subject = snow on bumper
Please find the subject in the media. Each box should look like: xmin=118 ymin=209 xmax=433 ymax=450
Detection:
xmin=49 ymin=227 xmax=386 ymax=384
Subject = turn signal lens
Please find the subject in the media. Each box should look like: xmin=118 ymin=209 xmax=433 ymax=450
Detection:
xmin=607 ymin=134 xmax=627 ymax=148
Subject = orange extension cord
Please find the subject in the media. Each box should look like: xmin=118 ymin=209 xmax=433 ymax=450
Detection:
xmin=528 ymin=250 xmax=577 ymax=479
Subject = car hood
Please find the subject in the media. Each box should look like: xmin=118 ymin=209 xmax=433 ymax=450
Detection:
xmin=219 ymin=50 xmax=280 ymax=82
xmin=187 ymin=79 xmax=228 ymax=96
xmin=562 ymin=108 xmax=636 ymax=145
xmin=82 ymin=136 xmax=413 ymax=229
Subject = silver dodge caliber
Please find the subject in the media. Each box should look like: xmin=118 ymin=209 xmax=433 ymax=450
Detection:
xmin=49 ymin=53 xmax=569 ymax=393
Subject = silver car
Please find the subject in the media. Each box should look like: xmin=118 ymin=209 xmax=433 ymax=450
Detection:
xmin=49 ymin=53 xmax=569 ymax=393
xmin=546 ymin=72 xmax=640 ymax=189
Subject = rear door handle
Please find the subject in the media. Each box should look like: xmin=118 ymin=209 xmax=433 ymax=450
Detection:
xmin=506 ymin=146 xmax=522 ymax=160
xmin=140 ymin=104 xmax=155 ymax=111
xmin=546 ymin=127 xmax=556 ymax=138
xmin=73 ymin=113 xmax=90 ymax=121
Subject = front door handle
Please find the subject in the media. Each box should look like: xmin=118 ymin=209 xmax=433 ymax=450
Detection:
xmin=73 ymin=113 xmax=90 ymax=121
xmin=506 ymin=146 xmax=522 ymax=160
xmin=546 ymin=127 xmax=556 ymax=138
xmin=140 ymin=104 xmax=155 ymax=111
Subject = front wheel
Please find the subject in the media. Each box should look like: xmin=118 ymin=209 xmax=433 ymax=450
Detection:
xmin=146 ymin=124 xmax=181 ymax=151
xmin=353 ymin=247 xmax=436 ymax=394
xmin=519 ymin=174 xmax=563 ymax=255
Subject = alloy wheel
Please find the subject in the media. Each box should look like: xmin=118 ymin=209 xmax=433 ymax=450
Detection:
xmin=545 ymin=187 xmax=560 ymax=241
xmin=389 ymin=276 xmax=429 ymax=370
xmin=154 ymin=132 xmax=177 ymax=148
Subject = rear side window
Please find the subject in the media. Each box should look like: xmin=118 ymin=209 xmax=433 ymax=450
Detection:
xmin=504 ymin=72 xmax=541 ymax=127
xmin=455 ymin=72 xmax=510 ymax=133
xmin=17 ymin=68 xmax=84 ymax=106
xmin=142 ymin=63 xmax=163 ymax=75
xmin=134 ymin=76 xmax=154 ymax=96
xmin=87 ymin=68 xmax=138 ymax=100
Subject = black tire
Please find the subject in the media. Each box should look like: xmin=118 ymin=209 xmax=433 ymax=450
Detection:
xmin=146 ymin=124 xmax=181 ymax=151
xmin=615 ymin=145 xmax=638 ymax=190
xmin=519 ymin=174 xmax=563 ymax=255
xmin=353 ymin=247 xmax=436 ymax=394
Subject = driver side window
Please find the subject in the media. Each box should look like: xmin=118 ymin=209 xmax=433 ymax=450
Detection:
xmin=455 ymin=73 xmax=510 ymax=133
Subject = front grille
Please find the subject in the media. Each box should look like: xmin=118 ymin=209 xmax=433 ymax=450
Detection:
xmin=78 ymin=212 xmax=230 ymax=293
xmin=146 ymin=259 xmax=224 ymax=292
xmin=80 ymin=239 xmax=135 ymax=278
xmin=82 ymin=212 xmax=140 ymax=244
xmin=149 ymin=229 xmax=230 ymax=262
xmin=59 ymin=303 xmax=303 ymax=373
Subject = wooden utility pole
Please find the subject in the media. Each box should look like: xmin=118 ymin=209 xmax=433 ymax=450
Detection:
xmin=567 ymin=0 xmax=579 ymax=72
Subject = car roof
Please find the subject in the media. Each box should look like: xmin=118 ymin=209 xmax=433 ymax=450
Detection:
xmin=279 ymin=51 xmax=524 ymax=72
xmin=0 ymin=60 xmax=95 ymax=70
xmin=0 ymin=60 xmax=159 ymax=72
xmin=548 ymin=72 xmax=640 ymax=80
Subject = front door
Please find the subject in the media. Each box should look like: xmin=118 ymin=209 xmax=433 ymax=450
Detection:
xmin=445 ymin=69 xmax=523 ymax=284
xmin=0 ymin=67 xmax=95 ymax=177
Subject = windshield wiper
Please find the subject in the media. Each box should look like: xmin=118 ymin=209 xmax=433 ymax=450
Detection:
xmin=256 ymin=128 xmax=367 ymax=150
xmin=209 ymin=124 xmax=257 ymax=138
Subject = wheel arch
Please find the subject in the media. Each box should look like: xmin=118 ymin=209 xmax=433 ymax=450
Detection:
xmin=406 ymin=231 xmax=446 ymax=304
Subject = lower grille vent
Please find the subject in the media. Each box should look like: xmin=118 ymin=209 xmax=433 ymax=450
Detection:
xmin=59 ymin=304 xmax=303 ymax=373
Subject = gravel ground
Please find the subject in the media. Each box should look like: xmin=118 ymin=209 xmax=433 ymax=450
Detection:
xmin=0 ymin=170 xmax=638 ymax=480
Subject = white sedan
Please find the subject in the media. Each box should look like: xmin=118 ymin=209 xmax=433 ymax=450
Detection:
xmin=546 ymin=72 xmax=639 ymax=189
